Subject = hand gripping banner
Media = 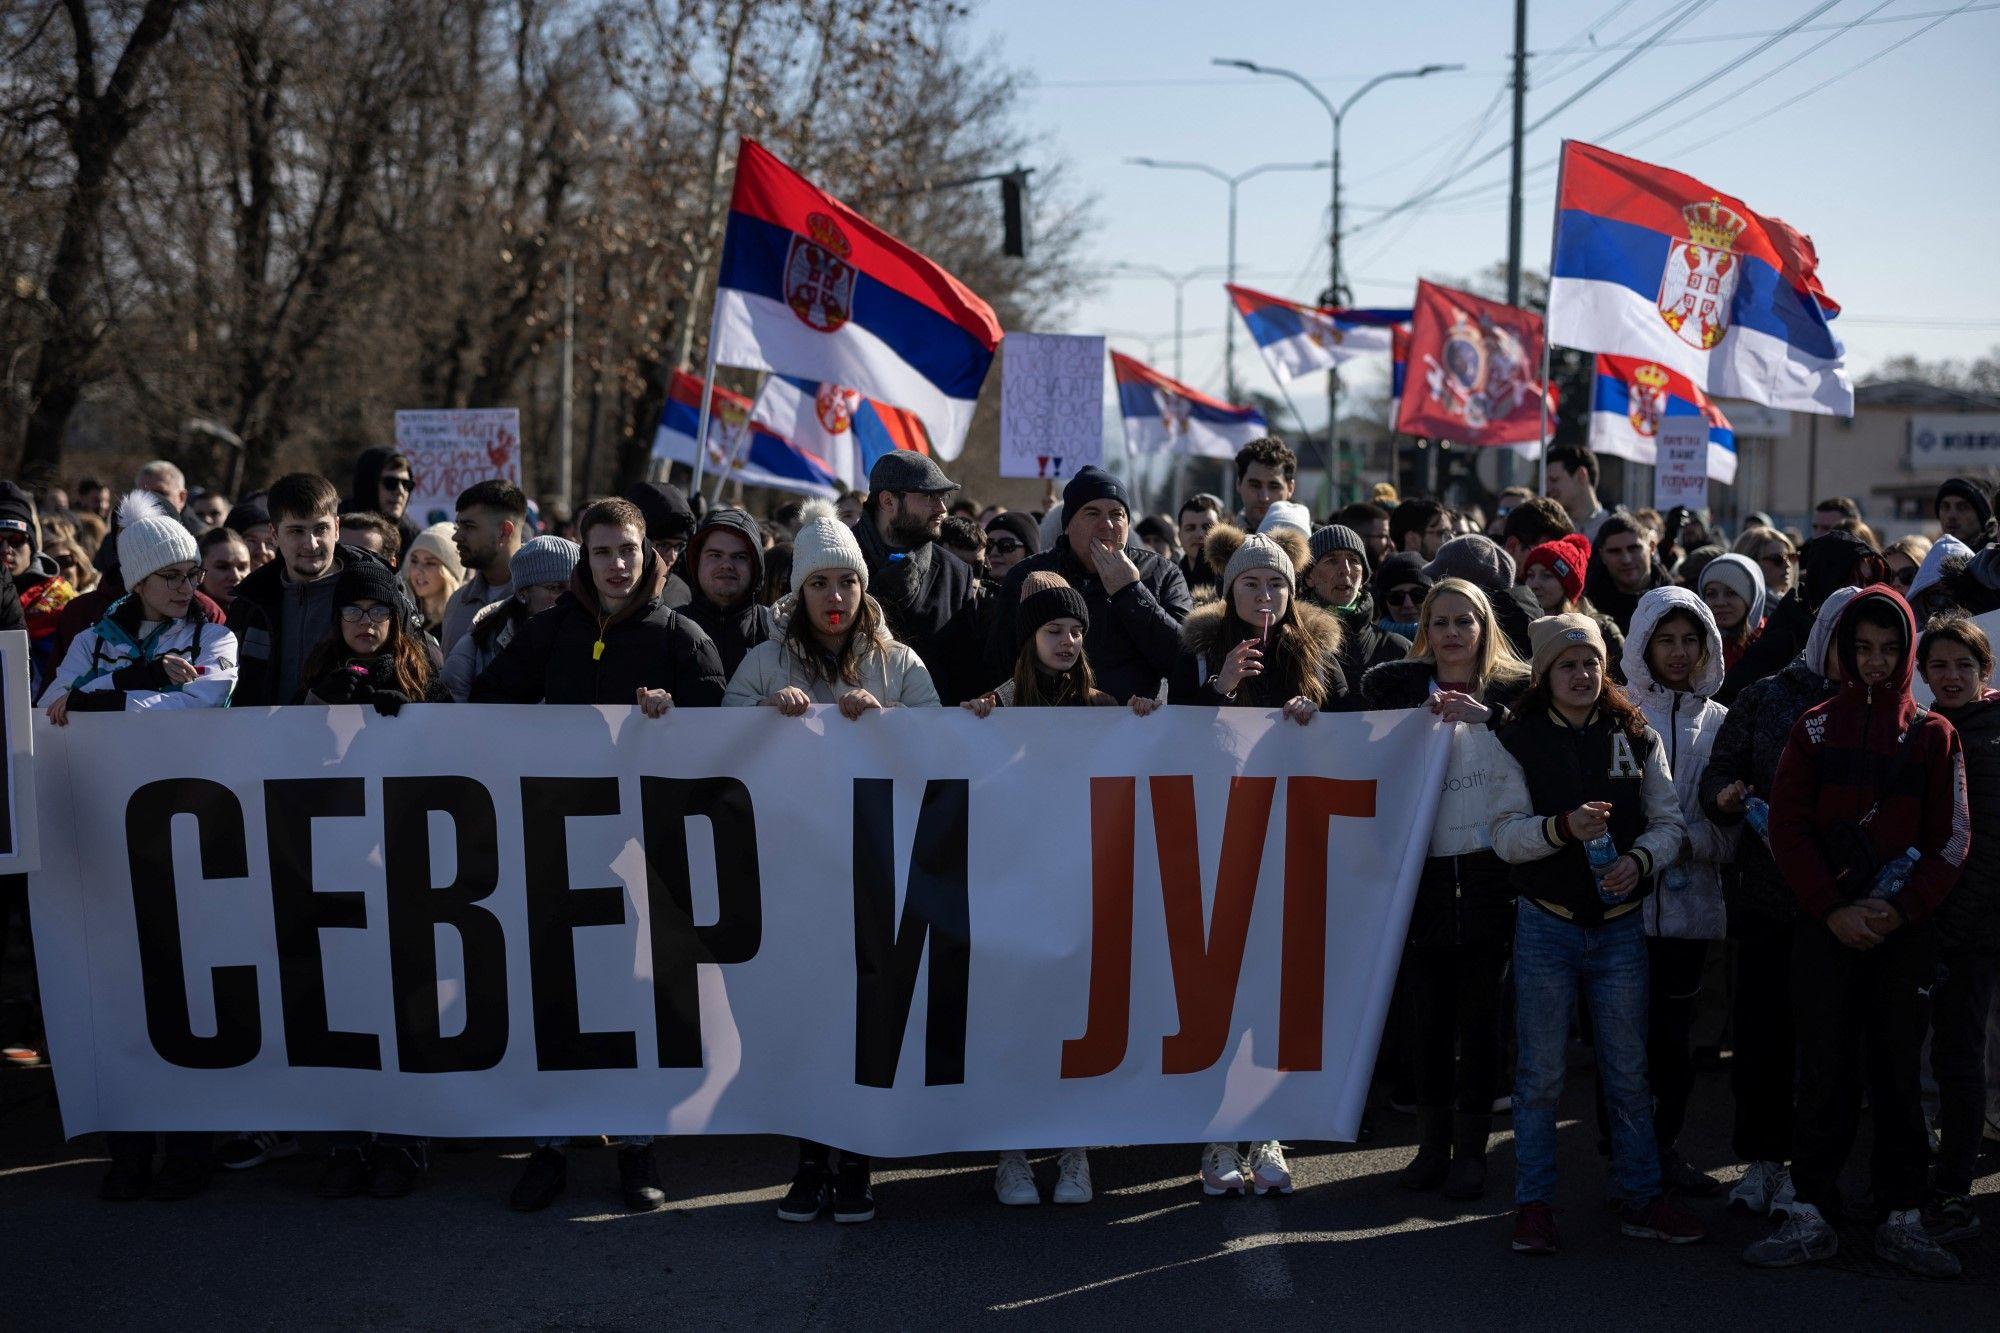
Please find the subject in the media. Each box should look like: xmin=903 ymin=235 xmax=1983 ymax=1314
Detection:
xmin=32 ymin=705 xmax=1448 ymax=1157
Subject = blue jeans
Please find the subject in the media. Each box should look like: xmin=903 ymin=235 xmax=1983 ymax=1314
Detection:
xmin=1513 ymin=902 xmax=1660 ymax=1207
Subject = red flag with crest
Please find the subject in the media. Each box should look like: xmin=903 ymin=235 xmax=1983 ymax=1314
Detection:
xmin=1395 ymin=280 xmax=1550 ymax=446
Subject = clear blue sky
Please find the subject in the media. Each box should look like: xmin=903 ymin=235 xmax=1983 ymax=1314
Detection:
xmin=970 ymin=0 xmax=2000 ymax=425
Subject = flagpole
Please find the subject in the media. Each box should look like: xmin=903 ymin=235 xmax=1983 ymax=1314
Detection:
xmin=688 ymin=299 xmax=726 ymax=496
xmin=1538 ymin=140 xmax=1570 ymax=496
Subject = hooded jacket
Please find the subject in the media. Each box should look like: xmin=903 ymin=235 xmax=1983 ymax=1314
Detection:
xmin=342 ymin=445 xmax=421 ymax=551
xmin=468 ymin=544 xmax=726 ymax=707
xmin=1167 ymin=598 xmax=1352 ymax=710
xmin=227 ymin=542 xmax=404 ymax=707
xmin=1768 ymin=586 xmax=1967 ymax=926
xmin=1699 ymin=587 xmax=1856 ymax=925
xmin=987 ymin=535 xmax=1192 ymax=704
xmin=41 ymin=592 xmax=237 ymax=712
xmin=1697 ymin=552 xmax=1767 ymax=673
xmin=853 ymin=513 xmax=981 ymax=704
xmin=722 ymin=597 xmax=940 ymax=709
xmin=1620 ymin=587 xmax=1735 ymax=940
xmin=1931 ymin=692 xmax=2000 ymax=953
xmin=681 ymin=508 xmax=779 ymax=678
xmin=1719 ymin=530 xmax=1875 ymax=705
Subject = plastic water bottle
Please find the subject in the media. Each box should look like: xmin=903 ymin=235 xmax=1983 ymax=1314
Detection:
xmin=1743 ymin=796 xmax=1771 ymax=844
xmin=1586 ymin=833 xmax=1623 ymax=903
xmin=1870 ymin=847 xmax=1920 ymax=900
xmin=1663 ymin=861 xmax=1691 ymax=893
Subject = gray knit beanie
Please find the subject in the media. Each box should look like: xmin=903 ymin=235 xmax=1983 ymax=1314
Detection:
xmin=1221 ymin=532 xmax=1295 ymax=595
xmin=1309 ymin=524 xmax=1367 ymax=564
xmin=510 ymin=535 xmax=581 ymax=590
xmin=790 ymin=499 xmax=870 ymax=595
xmin=1423 ymin=533 xmax=1516 ymax=594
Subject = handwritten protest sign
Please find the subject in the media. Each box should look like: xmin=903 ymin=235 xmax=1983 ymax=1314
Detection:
xmin=394 ymin=409 xmax=522 ymax=526
xmin=1000 ymin=334 xmax=1104 ymax=479
xmin=1652 ymin=417 xmax=1708 ymax=512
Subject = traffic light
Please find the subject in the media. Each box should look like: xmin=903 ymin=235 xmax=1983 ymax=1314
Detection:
xmin=1001 ymin=169 xmax=1029 ymax=258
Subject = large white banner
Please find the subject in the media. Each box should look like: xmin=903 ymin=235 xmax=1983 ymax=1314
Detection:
xmin=31 ymin=704 xmax=1447 ymax=1157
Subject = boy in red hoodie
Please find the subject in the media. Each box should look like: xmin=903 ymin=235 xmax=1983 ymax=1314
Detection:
xmin=1748 ymin=587 xmax=1967 ymax=1277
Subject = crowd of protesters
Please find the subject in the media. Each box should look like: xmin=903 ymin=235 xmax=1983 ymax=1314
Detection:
xmin=1 ymin=437 xmax=1996 ymax=1270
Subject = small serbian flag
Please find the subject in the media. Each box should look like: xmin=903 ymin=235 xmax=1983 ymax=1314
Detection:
xmin=651 ymin=371 xmax=843 ymax=498
xmin=751 ymin=375 xmax=933 ymax=492
xmin=1227 ymin=283 xmax=1411 ymax=382
xmin=712 ymin=139 xmax=1002 ymax=459
xmin=1549 ymin=140 xmax=1849 ymax=416
xmin=1395 ymin=280 xmax=1549 ymax=446
xmin=1589 ymin=354 xmax=1737 ymax=483
xmin=1112 ymin=352 xmax=1267 ymax=460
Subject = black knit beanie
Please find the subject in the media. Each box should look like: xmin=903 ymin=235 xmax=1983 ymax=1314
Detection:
xmin=1061 ymin=466 xmax=1130 ymax=527
xmin=336 ymin=559 xmax=401 ymax=609
xmin=1935 ymin=477 xmax=1993 ymax=529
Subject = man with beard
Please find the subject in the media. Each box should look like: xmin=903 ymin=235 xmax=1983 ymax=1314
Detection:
xmin=443 ymin=480 xmax=527 ymax=652
xmin=681 ymin=506 xmax=777 ymax=677
xmin=852 ymin=451 xmax=981 ymax=703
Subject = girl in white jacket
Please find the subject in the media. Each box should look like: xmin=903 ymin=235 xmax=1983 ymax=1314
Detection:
xmin=1619 ymin=586 xmax=1736 ymax=1199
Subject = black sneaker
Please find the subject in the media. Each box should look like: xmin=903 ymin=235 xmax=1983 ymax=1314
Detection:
xmin=367 ymin=1143 xmax=427 ymax=1199
xmin=318 ymin=1147 xmax=368 ymax=1199
xmin=1660 ymin=1152 xmax=1723 ymax=1198
xmin=618 ymin=1144 xmax=666 ymax=1212
xmin=147 ymin=1154 xmax=211 ymax=1201
xmin=99 ymin=1156 xmax=151 ymax=1202
xmin=831 ymin=1160 xmax=875 ymax=1224
xmin=1924 ymin=1194 xmax=1982 ymax=1246
xmin=509 ymin=1147 xmax=567 ymax=1212
xmin=777 ymin=1161 xmax=829 ymax=1223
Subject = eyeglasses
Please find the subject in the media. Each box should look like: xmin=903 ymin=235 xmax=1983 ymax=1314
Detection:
xmin=150 ymin=567 xmax=205 ymax=590
xmin=1892 ymin=566 xmax=1917 ymax=588
xmin=339 ymin=604 xmax=395 ymax=624
xmin=380 ymin=475 xmax=414 ymax=493
xmin=1386 ymin=586 xmax=1425 ymax=608
xmin=987 ymin=538 xmax=1023 ymax=555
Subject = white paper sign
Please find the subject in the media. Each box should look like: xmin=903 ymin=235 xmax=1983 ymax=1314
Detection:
xmin=31 ymin=704 xmax=1448 ymax=1153
xmin=1654 ymin=418 xmax=1709 ymax=512
xmin=1000 ymin=333 xmax=1104 ymax=479
xmin=394 ymin=408 xmax=523 ymax=527
xmin=0 ymin=631 xmax=37 ymax=873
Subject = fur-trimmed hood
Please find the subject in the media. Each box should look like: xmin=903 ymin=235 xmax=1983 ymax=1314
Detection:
xmin=1179 ymin=594 xmax=1346 ymax=708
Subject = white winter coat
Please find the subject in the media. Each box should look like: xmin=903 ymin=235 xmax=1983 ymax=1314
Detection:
xmin=722 ymin=598 xmax=939 ymax=709
xmin=39 ymin=597 xmax=238 ymax=712
xmin=1620 ymin=586 xmax=1735 ymax=939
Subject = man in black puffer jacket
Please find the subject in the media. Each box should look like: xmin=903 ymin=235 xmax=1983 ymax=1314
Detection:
xmin=1696 ymin=586 xmax=1855 ymax=1214
xmin=679 ymin=506 xmax=777 ymax=678
xmin=471 ymin=497 xmax=725 ymax=708
xmin=1718 ymin=530 xmax=1881 ymax=705
xmin=986 ymin=467 xmax=1191 ymax=704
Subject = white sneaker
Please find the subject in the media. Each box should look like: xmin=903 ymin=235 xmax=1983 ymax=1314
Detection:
xmin=994 ymin=1151 xmax=1040 ymax=1206
xmin=1053 ymin=1148 xmax=1092 ymax=1204
xmin=1201 ymin=1142 xmax=1246 ymax=1196
xmin=1729 ymin=1160 xmax=1783 ymax=1216
xmin=1742 ymin=1202 xmax=1838 ymax=1267
xmin=1768 ymin=1164 xmax=1796 ymax=1218
xmin=1247 ymin=1140 xmax=1293 ymax=1196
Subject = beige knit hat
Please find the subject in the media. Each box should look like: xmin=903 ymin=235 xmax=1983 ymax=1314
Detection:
xmin=1528 ymin=611 xmax=1606 ymax=684
xmin=790 ymin=499 xmax=870 ymax=595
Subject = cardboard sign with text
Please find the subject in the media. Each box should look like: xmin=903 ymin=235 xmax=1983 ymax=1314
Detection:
xmin=395 ymin=409 xmax=522 ymax=527
xmin=1653 ymin=418 xmax=1709 ymax=512
xmin=1000 ymin=334 xmax=1104 ymax=479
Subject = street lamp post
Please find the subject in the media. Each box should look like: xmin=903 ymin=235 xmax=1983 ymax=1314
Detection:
xmin=1124 ymin=158 xmax=1327 ymax=403
xmin=1212 ymin=58 xmax=1462 ymax=505
xmin=1105 ymin=262 xmax=1229 ymax=381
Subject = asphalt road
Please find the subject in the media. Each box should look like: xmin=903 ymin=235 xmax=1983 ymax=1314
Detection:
xmin=0 ymin=1059 xmax=1991 ymax=1329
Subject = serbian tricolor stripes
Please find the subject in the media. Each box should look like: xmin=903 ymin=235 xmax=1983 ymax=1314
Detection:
xmin=711 ymin=139 xmax=1002 ymax=460
xmin=651 ymin=371 xmax=843 ymax=498
xmin=1227 ymin=283 xmax=1411 ymax=382
xmin=1588 ymin=354 xmax=1737 ymax=484
xmin=1111 ymin=352 xmax=1267 ymax=461
xmin=1548 ymin=140 xmax=1850 ymax=416
xmin=750 ymin=375 xmax=933 ymax=491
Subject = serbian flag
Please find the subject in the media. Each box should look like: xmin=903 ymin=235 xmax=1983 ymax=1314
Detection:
xmin=1390 ymin=322 xmax=1412 ymax=403
xmin=1548 ymin=140 xmax=1850 ymax=415
xmin=1112 ymin=352 xmax=1267 ymax=461
xmin=1589 ymin=354 xmax=1737 ymax=483
xmin=712 ymin=139 xmax=1002 ymax=459
xmin=1227 ymin=283 xmax=1410 ymax=382
xmin=750 ymin=375 xmax=933 ymax=492
xmin=651 ymin=371 xmax=843 ymax=498
xmin=1394 ymin=280 xmax=1549 ymax=446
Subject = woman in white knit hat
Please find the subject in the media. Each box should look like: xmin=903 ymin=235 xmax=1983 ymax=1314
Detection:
xmin=38 ymin=498 xmax=237 ymax=1203
xmin=723 ymin=500 xmax=939 ymax=717
xmin=399 ymin=521 xmax=464 ymax=636
xmin=724 ymin=499 xmax=937 ymax=1226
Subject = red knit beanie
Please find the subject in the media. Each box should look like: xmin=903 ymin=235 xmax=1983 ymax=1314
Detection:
xmin=1523 ymin=533 xmax=1591 ymax=604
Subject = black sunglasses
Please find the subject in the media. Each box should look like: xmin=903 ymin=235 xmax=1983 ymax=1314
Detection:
xmin=1386 ymin=586 xmax=1425 ymax=607
xmin=1892 ymin=565 xmax=1917 ymax=588
xmin=381 ymin=475 xmax=415 ymax=492
xmin=987 ymin=538 xmax=1023 ymax=555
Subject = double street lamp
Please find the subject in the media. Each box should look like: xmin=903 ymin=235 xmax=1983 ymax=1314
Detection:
xmin=1211 ymin=58 xmax=1462 ymax=502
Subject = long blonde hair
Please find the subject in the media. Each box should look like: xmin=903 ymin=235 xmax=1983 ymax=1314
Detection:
xmin=1404 ymin=576 xmax=1530 ymax=697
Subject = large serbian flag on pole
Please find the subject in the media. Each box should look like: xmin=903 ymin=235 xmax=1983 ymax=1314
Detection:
xmin=711 ymin=139 xmax=1002 ymax=461
xmin=1394 ymin=280 xmax=1549 ymax=446
xmin=652 ymin=371 xmax=843 ymax=498
xmin=1548 ymin=140 xmax=1850 ymax=415
xmin=1589 ymin=354 xmax=1737 ymax=483
xmin=750 ymin=375 xmax=934 ymax=492
xmin=1112 ymin=352 xmax=1267 ymax=460
xmin=1227 ymin=283 xmax=1411 ymax=381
